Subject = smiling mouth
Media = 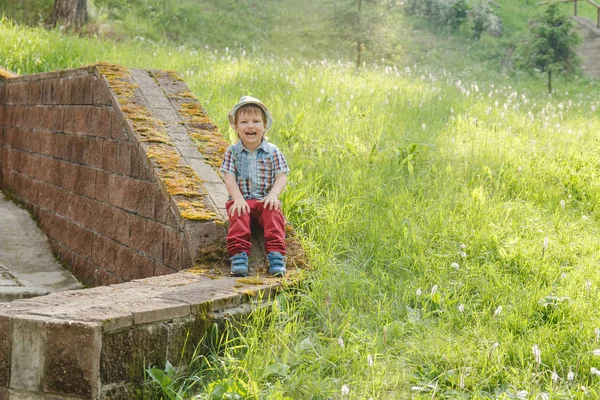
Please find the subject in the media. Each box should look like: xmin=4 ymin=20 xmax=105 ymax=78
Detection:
xmin=246 ymin=132 xmax=257 ymax=137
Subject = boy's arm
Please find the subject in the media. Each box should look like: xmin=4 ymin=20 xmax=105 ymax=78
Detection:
xmin=259 ymin=172 xmax=287 ymax=210
xmin=224 ymin=172 xmax=249 ymax=216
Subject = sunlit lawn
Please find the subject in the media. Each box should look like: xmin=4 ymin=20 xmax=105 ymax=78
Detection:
xmin=2 ymin=17 xmax=600 ymax=398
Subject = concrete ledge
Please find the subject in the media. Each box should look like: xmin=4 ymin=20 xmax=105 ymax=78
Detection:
xmin=0 ymin=271 xmax=282 ymax=399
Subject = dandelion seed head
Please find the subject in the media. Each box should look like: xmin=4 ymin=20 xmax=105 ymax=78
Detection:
xmin=494 ymin=306 xmax=502 ymax=316
xmin=451 ymin=262 xmax=460 ymax=270
xmin=341 ymin=384 xmax=350 ymax=395
xmin=431 ymin=285 xmax=438 ymax=296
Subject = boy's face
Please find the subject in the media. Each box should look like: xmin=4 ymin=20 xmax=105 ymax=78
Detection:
xmin=234 ymin=108 xmax=266 ymax=151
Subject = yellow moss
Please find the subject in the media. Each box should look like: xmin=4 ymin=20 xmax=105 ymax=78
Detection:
xmin=147 ymin=144 xmax=181 ymax=168
xmin=236 ymin=278 xmax=265 ymax=286
xmin=178 ymin=200 xmax=217 ymax=221
xmin=0 ymin=68 xmax=17 ymax=80
xmin=175 ymin=90 xmax=197 ymax=99
xmin=163 ymin=166 xmax=204 ymax=197
xmin=167 ymin=70 xmax=184 ymax=81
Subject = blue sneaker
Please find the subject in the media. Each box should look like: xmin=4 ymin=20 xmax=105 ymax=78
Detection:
xmin=268 ymin=252 xmax=287 ymax=277
xmin=230 ymin=252 xmax=249 ymax=277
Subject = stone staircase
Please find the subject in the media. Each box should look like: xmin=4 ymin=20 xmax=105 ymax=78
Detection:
xmin=573 ymin=16 xmax=600 ymax=78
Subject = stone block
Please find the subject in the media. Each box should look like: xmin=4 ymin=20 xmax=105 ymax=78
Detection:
xmin=101 ymin=140 xmax=117 ymax=172
xmin=115 ymin=141 xmax=132 ymax=176
xmin=162 ymin=228 xmax=185 ymax=269
xmin=70 ymin=75 xmax=93 ymax=105
xmin=151 ymin=107 xmax=180 ymax=123
xmin=109 ymin=110 xmax=125 ymax=140
xmin=44 ymin=106 xmax=63 ymax=133
xmin=130 ymin=145 xmax=152 ymax=180
xmin=184 ymin=220 xmax=227 ymax=258
xmin=10 ymin=316 xmax=48 ymax=392
xmin=107 ymin=174 xmax=138 ymax=213
xmin=67 ymin=223 xmax=93 ymax=258
xmin=44 ymin=320 xmax=101 ymax=399
xmin=91 ymin=234 xmax=118 ymax=271
xmin=92 ymin=77 xmax=112 ymax=105
xmin=61 ymin=106 xmax=74 ymax=134
xmin=165 ymin=317 xmax=209 ymax=365
xmin=69 ymin=252 xmax=96 ymax=288
xmin=101 ymin=324 xmax=168 ymax=384
xmin=136 ymin=181 xmax=155 ymax=219
xmin=114 ymin=246 xmax=155 ymax=281
xmin=122 ymin=298 xmax=190 ymax=325
xmin=93 ymin=269 xmax=123 ymax=287
xmin=187 ymin=158 xmax=223 ymax=183
xmin=94 ymin=107 xmax=112 ymax=138
xmin=0 ymin=287 xmax=50 ymax=302
xmin=95 ymin=170 xmax=110 ymax=203
xmin=203 ymin=182 xmax=229 ymax=209
xmin=0 ymin=315 xmax=11 ymax=388
xmin=38 ymin=209 xmax=69 ymax=246
xmin=159 ymin=282 xmax=240 ymax=315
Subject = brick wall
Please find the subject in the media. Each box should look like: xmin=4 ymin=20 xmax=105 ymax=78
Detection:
xmin=0 ymin=67 xmax=199 ymax=286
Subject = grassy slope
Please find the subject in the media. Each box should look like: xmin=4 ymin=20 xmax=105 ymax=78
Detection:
xmin=2 ymin=1 xmax=600 ymax=398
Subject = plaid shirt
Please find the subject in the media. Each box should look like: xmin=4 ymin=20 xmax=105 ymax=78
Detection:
xmin=220 ymin=140 xmax=290 ymax=200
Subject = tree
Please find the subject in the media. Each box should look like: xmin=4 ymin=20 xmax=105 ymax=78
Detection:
xmin=518 ymin=3 xmax=581 ymax=93
xmin=47 ymin=0 xmax=87 ymax=29
xmin=331 ymin=0 xmax=390 ymax=69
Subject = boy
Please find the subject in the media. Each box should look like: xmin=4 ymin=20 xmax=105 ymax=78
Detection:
xmin=220 ymin=96 xmax=290 ymax=277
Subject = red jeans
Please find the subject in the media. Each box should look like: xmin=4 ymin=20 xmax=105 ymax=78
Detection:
xmin=226 ymin=199 xmax=286 ymax=256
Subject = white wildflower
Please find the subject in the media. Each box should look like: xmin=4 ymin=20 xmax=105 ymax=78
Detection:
xmin=532 ymin=344 xmax=542 ymax=366
xmin=516 ymin=390 xmax=528 ymax=399
xmin=494 ymin=306 xmax=502 ymax=317
xmin=560 ymin=200 xmax=566 ymax=209
xmin=341 ymin=384 xmax=350 ymax=395
xmin=460 ymin=243 xmax=466 ymax=249
xmin=367 ymin=355 xmax=374 ymax=367
xmin=592 ymin=349 xmax=600 ymax=356
xmin=416 ymin=288 xmax=422 ymax=296
xmin=338 ymin=337 xmax=345 ymax=348
xmin=583 ymin=215 xmax=589 ymax=221
xmin=587 ymin=281 xmax=592 ymax=291
xmin=567 ymin=368 xmax=575 ymax=381
xmin=595 ymin=328 xmax=600 ymax=343
xmin=431 ymin=285 xmax=438 ymax=297
xmin=451 ymin=262 xmax=460 ymax=270
xmin=591 ymin=367 xmax=600 ymax=377
xmin=458 ymin=304 xmax=465 ymax=313
xmin=422 ymin=123 xmax=426 ymax=131
xmin=460 ymin=251 xmax=467 ymax=258
xmin=552 ymin=369 xmax=559 ymax=384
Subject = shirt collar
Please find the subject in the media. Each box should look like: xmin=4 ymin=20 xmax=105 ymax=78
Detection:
xmin=232 ymin=139 xmax=271 ymax=154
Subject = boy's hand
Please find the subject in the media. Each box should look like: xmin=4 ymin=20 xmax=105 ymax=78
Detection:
xmin=229 ymin=199 xmax=250 ymax=216
xmin=259 ymin=193 xmax=281 ymax=210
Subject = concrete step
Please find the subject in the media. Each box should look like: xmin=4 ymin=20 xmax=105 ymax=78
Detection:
xmin=0 ymin=193 xmax=83 ymax=302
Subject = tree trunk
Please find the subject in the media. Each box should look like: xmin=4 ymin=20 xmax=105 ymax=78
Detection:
xmin=356 ymin=0 xmax=362 ymax=70
xmin=548 ymin=69 xmax=552 ymax=94
xmin=47 ymin=0 xmax=87 ymax=29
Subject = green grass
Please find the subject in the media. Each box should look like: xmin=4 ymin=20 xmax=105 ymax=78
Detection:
xmin=2 ymin=5 xmax=600 ymax=398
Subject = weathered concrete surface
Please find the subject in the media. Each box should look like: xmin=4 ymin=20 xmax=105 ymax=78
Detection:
xmin=0 ymin=193 xmax=83 ymax=301
xmin=0 ymin=271 xmax=283 ymax=399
